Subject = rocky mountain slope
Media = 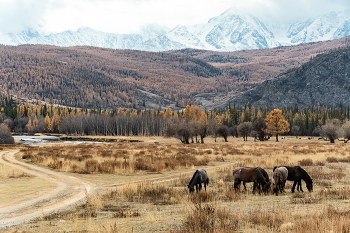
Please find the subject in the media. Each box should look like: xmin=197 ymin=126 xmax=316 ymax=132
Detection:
xmin=210 ymin=45 xmax=350 ymax=109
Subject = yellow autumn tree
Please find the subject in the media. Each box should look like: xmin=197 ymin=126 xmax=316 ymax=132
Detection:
xmin=44 ymin=114 xmax=53 ymax=132
xmin=164 ymin=107 xmax=172 ymax=119
xmin=215 ymin=115 xmax=222 ymax=126
xmin=264 ymin=109 xmax=290 ymax=142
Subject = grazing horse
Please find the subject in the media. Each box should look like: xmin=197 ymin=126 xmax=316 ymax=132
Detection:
xmin=273 ymin=166 xmax=313 ymax=193
xmin=188 ymin=169 xmax=209 ymax=193
xmin=272 ymin=166 xmax=288 ymax=195
xmin=233 ymin=167 xmax=270 ymax=194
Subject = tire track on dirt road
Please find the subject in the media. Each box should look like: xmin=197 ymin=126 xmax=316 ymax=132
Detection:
xmin=0 ymin=149 xmax=237 ymax=230
xmin=0 ymin=149 xmax=95 ymax=229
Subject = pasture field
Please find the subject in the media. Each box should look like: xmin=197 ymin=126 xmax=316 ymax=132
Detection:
xmin=2 ymin=136 xmax=350 ymax=232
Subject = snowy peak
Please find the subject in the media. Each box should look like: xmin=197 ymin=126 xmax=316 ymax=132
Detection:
xmin=26 ymin=25 xmax=168 ymax=49
xmin=1 ymin=8 xmax=350 ymax=52
xmin=288 ymin=10 xmax=350 ymax=44
xmin=138 ymin=7 xmax=280 ymax=52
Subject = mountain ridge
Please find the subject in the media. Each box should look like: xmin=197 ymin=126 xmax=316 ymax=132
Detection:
xmin=1 ymin=8 xmax=350 ymax=52
xmin=207 ymin=45 xmax=350 ymax=110
xmin=1 ymin=35 xmax=350 ymax=110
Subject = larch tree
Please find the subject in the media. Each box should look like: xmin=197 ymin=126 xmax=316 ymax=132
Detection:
xmin=264 ymin=109 xmax=290 ymax=142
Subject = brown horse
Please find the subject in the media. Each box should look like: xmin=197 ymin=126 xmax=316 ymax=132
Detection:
xmin=233 ymin=167 xmax=270 ymax=194
xmin=272 ymin=166 xmax=288 ymax=195
xmin=273 ymin=166 xmax=313 ymax=193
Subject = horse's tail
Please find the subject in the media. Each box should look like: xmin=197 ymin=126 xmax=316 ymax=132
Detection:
xmin=206 ymin=177 xmax=210 ymax=186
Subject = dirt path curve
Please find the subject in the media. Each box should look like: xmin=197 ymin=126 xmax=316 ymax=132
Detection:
xmin=0 ymin=149 xmax=235 ymax=230
xmin=0 ymin=149 xmax=96 ymax=229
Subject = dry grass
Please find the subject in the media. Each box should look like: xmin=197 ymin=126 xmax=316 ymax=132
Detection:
xmin=5 ymin=136 xmax=350 ymax=232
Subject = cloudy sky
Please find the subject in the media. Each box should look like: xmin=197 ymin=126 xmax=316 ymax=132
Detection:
xmin=1 ymin=0 xmax=350 ymax=34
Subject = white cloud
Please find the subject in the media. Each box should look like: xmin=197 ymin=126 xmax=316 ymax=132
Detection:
xmin=0 ymin=0 xmax=49 ymax=33
xmin=0 ymin=0 xmax=349 ymax=34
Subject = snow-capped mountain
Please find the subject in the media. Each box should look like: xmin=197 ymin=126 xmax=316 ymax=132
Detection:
xmin=1 ymin=8 xmax=350 ymax=52
xmin=136 ymin=8 xmax=280 ymax=51
xmin=287 ymin=10 xmax=350 ymax=44
xmin=26 ymin=25 xmax=169 ymax=49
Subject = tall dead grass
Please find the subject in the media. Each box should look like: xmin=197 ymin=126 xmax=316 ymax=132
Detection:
xmin=8 ymin=137 xmax=350 ymax=232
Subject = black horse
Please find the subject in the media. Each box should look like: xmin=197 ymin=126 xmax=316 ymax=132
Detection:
xmin=188 ymin=168 xmax=209 ymax=193
xmin=273 ymin=166 xmax=313 ymax=193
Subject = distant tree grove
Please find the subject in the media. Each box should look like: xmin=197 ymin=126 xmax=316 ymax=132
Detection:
xmin=1 ymin=93 xmax=350 ymax=143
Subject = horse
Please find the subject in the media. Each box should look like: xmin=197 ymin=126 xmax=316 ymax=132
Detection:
xmin=187 ymin=168 xmax=209 ymax=193
xmin=235 ymin=167 xmax=271 ymax=193
xmin=272 ymin=166 xmax=288 ymax=195
xmin=233 ymin=167 xmax=270 ymax=194
xmin=273 ymin=166 xmax=313 ymax=193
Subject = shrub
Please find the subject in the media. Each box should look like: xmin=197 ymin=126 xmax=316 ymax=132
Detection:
xmin=0 ymin=123 xmax=14 ymax=144
xmin=298 ymin=158 xmax=313 ymax=166
xmin=176 ymin=203 xmax=239 ymax=233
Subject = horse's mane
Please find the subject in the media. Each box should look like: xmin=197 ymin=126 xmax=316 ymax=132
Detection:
xmin=188 ymin=170 xmax=199 ymax=186
xmin=297 ymin=166 xmax=313 ymax=183
xmin=257 ymin=167 xmax=270 ymax=182
xmin=255 ymin=168 xmax=268 ymax=184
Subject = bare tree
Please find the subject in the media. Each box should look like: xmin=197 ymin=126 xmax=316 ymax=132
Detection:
xmin=215 ymin=125 xmax=230 ymax=142
xmin=165 ymin=121 xmax=192 ymax=144
xmin=251 ymin=117 xmax=266 ymax=141
xmin=341 ymin=120 xmax=350 ymax=140
xmin=0 ymin=123 xmax=14 ymax=144
xmin=320 ymin=119 xmax=342 ymax=143
xmin=237 ymin=122 xmax=252 ymax=141
xmin=229 ymin=126 xmax=238 ymax=138
xmin=291 ymin=125 xmax=300 ymax=138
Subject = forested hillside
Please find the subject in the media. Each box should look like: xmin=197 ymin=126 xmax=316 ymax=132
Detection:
xmin=0 ymin=45 xmax=221 ymax=109
xmin=171 ymin=36 xmax=350 ymax=95
xmin=0 ymin=36 xmax=350 ymax=110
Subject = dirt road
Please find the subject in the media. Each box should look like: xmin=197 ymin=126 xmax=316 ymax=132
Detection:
xmin=0 ymin=149 xmax=234 ymax=230
xmin=0 ymin=149 xmax=96 ymax=229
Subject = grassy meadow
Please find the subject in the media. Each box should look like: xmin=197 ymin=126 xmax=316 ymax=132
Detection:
xmin=3 ymin=136 xmax=350 ymax=232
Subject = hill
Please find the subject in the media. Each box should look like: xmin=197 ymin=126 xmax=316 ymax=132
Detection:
xmin=209 ymin=44 xmax=350 ymax=109
xmin=0 ymin=45 xmax=221 ymax=109
xmin=1 ymin=36 xmax=350 ymax=110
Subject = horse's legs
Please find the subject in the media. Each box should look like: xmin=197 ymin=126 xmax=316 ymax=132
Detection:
xmin=291 ymin=181 xmax=297 ymax=193
xmin=281 ymin=181 xmax=286 ymax=193
xmin=278 ymin=179 xmax=284 ymax=193
xmin=234 ymin=179 xmax=241 ymax=191
xmin=198 ymin=183 xmax=202 ymax=191
xmin=243 ymin=182 xmax=247 ymax=191
xmin=253 ymin=181 xmax=259 ymax=194
xmin=298 ymin=180 xmax=303 ymax=192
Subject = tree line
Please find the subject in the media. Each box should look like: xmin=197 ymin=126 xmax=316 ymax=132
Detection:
xmin=0 ymin=93 xmax=349 ymax=143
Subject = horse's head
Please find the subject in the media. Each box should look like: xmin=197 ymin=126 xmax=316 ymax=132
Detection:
xmin=272 ymin=185 xmax=279 ymax=196
xmin=263 ymin=181 xmax=271 ymax=194
xmin=188 ymin=185 xmax=195 ymax=193
xmin=306 ymin=180 xmax=313 ymax=192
